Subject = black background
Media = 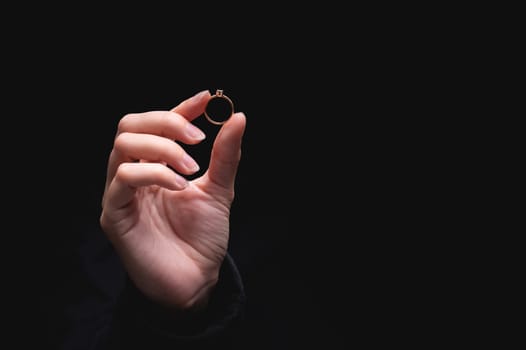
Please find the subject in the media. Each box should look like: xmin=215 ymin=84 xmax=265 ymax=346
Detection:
xmin=3 ymin=4 xmax=493 ymax=349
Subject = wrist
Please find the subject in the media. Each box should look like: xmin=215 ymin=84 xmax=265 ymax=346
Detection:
xmin=177 ymin=275 xmax=219 ymax=313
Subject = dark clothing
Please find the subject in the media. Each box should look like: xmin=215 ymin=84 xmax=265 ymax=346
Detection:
xmin=41 ymin=221 xmax=246 ymax=350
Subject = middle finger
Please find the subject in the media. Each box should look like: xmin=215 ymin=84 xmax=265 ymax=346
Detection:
xmin=114 ymin=132 xmax=200 ymax=175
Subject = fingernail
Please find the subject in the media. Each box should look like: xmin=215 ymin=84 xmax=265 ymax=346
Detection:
xmin=182 ymin=154 xmax=200 ymax=172
xmin=175 ymin=174 xmax=189 ymax=189
xmin=186 ymin=123 xmax=206 ymax=140
xmin=193 ymin=90 xmax=210 ymax=100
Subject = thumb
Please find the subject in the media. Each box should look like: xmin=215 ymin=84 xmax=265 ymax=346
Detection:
xmin=207 ymin=112 xmax=247 ymax=190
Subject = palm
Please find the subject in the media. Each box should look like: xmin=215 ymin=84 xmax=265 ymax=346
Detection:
xmin=132 ymin=177 xmax=230 ymax=270
xmin=114 ymin=175 xmax=231 ymax=306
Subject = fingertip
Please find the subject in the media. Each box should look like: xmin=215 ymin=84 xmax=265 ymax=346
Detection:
xmin=228 ymin=112 xmax=247 ymax=127
xmin=172 ymin=90 xmax=212 ymax=119
xmin=174 ymin=175 xmax=189 ymax=190
xmin=194 ymin=89 xmax=212 ymax=101
xmin=236 ymin=111 xmax=246 ymax=120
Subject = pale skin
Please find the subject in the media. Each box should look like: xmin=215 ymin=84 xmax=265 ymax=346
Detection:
xmin=99 ymin=90 xmax=246 ymax=311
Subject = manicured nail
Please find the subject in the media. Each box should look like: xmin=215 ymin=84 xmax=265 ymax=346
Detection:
xmin=193 ymin=90 xmax=210 ymax=100
xmin=182 ymin=154 xmax=200 ymax=172
xmin=186 ymin=123 xmax=206 ymax=140
xmin=175 ymin=174 xmax=188 ymax=189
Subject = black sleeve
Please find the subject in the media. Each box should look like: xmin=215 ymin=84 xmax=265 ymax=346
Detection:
xmin=44 ymin=222 xmax=246 ymax=350
xmin=106 ymin=253 xmax=246 ymax=350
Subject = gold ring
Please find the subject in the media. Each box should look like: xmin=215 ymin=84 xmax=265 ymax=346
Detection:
xmin=204 ymin=89 xmax=234 ymax=125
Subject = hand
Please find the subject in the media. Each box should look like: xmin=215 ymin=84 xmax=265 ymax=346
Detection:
xmin=100 ymin=90 xmax=246 ymax=310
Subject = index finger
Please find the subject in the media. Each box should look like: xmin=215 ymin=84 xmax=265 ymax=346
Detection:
xmin=171 ymin=89 xmax=211 ymax=121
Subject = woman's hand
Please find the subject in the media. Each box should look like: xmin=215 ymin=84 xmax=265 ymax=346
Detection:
xmin=100 ymin=90 xmax=246 ymax=309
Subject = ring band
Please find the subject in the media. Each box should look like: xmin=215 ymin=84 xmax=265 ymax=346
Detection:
xmin=204 ymin=89 xmax=234 ymax=125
